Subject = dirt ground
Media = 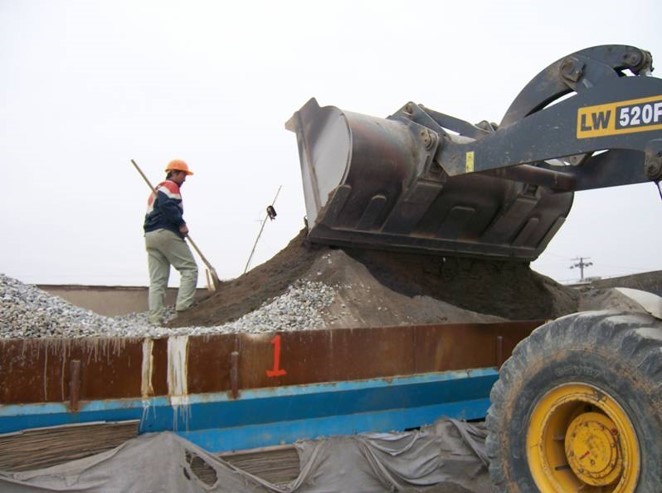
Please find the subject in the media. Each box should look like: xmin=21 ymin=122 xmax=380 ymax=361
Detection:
xmin=172 ymin=230 xmax=325 ymax=327
xmin=172 ymin=230 xmax=580 ymax=328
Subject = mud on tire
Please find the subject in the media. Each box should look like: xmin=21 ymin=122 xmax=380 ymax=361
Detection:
xmin=486 ymin=311 xmax=662 ymax=492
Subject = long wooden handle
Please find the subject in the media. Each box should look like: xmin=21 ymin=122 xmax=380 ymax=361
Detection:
xmin=186 ymin=236 xmax=217 ymax=273
xmin=131 ymin=159 xmax=157 ymax=194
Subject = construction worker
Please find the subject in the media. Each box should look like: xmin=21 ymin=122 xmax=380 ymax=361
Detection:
xmin=143 ymin=159 xmax=198 ymax=325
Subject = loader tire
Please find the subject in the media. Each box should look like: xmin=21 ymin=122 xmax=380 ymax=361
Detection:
xmin=485 ymin=311 xmax=662 ymax=492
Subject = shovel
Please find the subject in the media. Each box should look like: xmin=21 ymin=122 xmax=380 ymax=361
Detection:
xmin=131 ymin=159 xmax=221 ymax=292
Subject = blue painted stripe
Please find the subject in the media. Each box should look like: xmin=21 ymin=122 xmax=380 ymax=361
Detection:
xmin=182 ymin=399 xmax=491 ymax=453
xmin=0 ymin=368 xmax=496 ymax=417
xmin=0 ymin=368 xmax=498 ymax=451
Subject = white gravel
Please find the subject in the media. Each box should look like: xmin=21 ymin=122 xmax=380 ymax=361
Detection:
xmin=0 ymin=273 xmax=335 ymax=339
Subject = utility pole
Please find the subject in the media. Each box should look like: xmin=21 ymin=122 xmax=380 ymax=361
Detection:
xmin=570 ymin=257 xmax=593 ymax=282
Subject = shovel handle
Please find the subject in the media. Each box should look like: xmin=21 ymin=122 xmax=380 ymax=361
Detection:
xmin=186 ymin=235 xmax=216 ymax=273
xmin=131 ymin=159 xmax=158 ymax=194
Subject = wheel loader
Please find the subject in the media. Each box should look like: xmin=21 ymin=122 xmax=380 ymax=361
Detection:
xmin=286 ymin=45 xmax=662 ymax=492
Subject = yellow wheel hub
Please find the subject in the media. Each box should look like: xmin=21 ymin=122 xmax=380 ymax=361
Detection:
xmin=565 ymin=412 xmax=622 ymax=485
xmin=526 ymin=383 xmax=640 ymax=492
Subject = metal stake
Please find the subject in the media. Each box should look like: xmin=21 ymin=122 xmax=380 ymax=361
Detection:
xmin=244 ymin=186 xmax=282 ymax=274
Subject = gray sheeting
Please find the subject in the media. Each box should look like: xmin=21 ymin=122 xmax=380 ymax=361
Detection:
xmin=0 ymin=420 xmax=491 ymax=492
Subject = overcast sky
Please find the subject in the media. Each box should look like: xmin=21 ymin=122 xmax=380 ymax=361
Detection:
xmin=2 ymin=0 xmax=660 ymax=287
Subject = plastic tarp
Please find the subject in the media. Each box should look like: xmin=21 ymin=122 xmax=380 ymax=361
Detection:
xmin=0 ymin=420 xmax=491 ymax=493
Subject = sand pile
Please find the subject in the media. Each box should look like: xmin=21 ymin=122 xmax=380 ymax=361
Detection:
xmin=171 ymin=230 xmax=580 ymax=328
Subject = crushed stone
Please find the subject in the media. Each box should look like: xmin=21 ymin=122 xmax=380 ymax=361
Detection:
xmin=0 ymin=273 xmax=334 ymax=339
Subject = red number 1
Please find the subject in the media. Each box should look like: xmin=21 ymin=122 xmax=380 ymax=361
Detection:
xmin=266 ymin=334 xmax=287 ymax=377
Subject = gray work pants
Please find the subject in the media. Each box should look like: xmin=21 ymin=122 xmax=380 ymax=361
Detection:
xmin=145 ymin=229 xmax=198 ymax=325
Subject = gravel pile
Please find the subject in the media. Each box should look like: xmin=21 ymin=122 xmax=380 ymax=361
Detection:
xmin=0 ymin=274 xmax=335 ymax=340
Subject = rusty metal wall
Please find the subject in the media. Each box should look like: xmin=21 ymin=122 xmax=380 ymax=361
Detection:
xmin=0 ymin=321 xmax=541 ymax=407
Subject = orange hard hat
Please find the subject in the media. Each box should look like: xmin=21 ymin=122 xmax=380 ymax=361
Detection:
xmin=165 ymin=159 xmax=194 ymax=175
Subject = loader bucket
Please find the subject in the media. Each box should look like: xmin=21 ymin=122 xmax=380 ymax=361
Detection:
xmin=286 ymin=98 xmax=573 ymax=261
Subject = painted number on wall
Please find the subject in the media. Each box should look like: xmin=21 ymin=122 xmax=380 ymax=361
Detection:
xmin=266 ymin=334 xmax=287 ymax=377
